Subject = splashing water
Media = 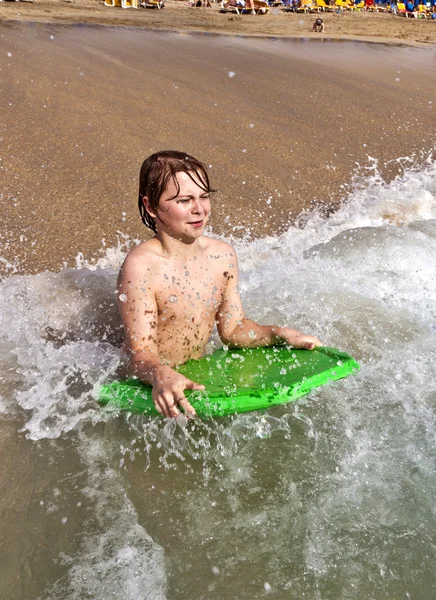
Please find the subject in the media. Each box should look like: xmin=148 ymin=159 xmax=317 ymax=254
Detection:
xmin=1 ymin=160 xmax=436 ymax=599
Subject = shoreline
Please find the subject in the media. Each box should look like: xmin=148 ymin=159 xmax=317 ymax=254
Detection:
xmin=3 ymin=17 xmax=436 ymax=49
xmin=2 ymin=0 xmax=436 ymax=46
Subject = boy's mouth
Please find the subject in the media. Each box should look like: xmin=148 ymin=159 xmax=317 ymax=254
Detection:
xmin=188 ymin=219 xmax=204 ymax=228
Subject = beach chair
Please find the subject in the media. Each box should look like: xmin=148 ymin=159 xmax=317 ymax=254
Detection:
xmin=224 ymin=0 xmax=268 ymax=12
xmin=249 ymin=0 xmax=270 ymax=12
xmin=282 ymin=0 xmax=297 ymax=10
xmin=315 ymin=0 xmax=334 ymax=9
xmin=104 ymin=0 xmax=138 ymax=7
xmin=140 ymin=0 xmax=164 ymax=6
xmin=335 ymin=0 xmax=350 ymax=9
xmin=405 ymin=0 xmax=415 ymax=14
xmin=296 ymin=0 xmax=316 ymax=11
xmin=350 ymin=0 xmax=365 ymax=8
xmin=220 ymin=0 xmax=244 ymax=12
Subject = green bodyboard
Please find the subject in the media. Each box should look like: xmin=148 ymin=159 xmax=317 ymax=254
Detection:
xmin=99 ymin=346 xmax=360 ymax=418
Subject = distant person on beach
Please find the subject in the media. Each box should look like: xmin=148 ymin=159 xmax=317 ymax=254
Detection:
xmin=117 ymin=150 xmax=322 ymax=418
xmin=312 ymin=17 xmax=325 ymax=32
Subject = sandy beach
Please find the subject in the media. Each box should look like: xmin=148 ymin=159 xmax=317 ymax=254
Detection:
xmin=0 ymin=9 xmax=435 ymax=275
xmin=1 ymin=0 xmax=436 ymax=45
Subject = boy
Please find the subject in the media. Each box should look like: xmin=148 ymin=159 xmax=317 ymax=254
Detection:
xmin=312 ymin=18 xmax=325 ymax=32
xmin=117 ymin=151 xmax=322 ymax=418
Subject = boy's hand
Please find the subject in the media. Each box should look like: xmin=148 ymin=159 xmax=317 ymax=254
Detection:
xmin=152 ymin=365 xmax=205 ymax=418
xmin=278 ymin=328 xmax=323 ymax=351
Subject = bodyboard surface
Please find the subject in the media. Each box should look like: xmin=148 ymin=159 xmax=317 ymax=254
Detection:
xmin=99 ymin=346 xmax=359 ymax=418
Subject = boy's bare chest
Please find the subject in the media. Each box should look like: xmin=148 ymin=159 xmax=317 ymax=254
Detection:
xmin=155 ymin=265 xmax=225 ymax=320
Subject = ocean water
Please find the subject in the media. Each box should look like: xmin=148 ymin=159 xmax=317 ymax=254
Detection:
xmin=1 ymin=158 xmax=436 ymax=599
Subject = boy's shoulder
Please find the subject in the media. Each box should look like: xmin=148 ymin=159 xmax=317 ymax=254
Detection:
xmin=201 ymin=236 xmax=236 ymax=257
xmin=120 ymin=239 xmax=162 ymax=276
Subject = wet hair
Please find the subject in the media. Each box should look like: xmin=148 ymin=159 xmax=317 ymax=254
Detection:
xmin=138 ymin=150 xmax=216 ymax=233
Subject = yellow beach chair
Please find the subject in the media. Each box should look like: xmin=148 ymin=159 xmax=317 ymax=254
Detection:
xmin=104 ymin=0 xmax=138 ymax=7
xmin=296 ymin=0 xmax=316 ymax=11
xmin=335 ymin=0 xmax=350 ymax=8
xmin=315 ymin=0 xmax=334 ymax=9
xmin=397 ymin=1 xmax=407 ymax=13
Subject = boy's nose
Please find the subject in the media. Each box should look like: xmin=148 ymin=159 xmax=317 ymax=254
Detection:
xmin=192 ymin=199 xmax=203 ymax=213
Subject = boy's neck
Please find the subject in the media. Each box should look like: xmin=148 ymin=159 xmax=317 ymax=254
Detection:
xmin=155 ymin=230 xmax=205 ymax=259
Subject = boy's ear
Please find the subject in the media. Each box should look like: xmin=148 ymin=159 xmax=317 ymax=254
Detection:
xmin=143 ymin=196 xmax=157 ymax=219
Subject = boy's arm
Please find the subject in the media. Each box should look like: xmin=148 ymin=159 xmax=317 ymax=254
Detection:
xmin=215 ymin=253 xmax=322 ymax=350
xmin=117 ymin=255 xmax=204 ymax=418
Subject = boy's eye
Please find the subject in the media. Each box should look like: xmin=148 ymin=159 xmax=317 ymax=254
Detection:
xmin=176 ymin=199 xmax=190 ymax=204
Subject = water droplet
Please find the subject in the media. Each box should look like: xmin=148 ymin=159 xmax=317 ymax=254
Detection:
xmin=249 ymin=123 xmax=255 ymax=128
xmin=211 ymin=566 xmax=220 ymax=575
xmin=264 ymin=582 xmax=272 ymax=592
xmin=248 ymin=330 xmax=256 ymax=339
xmin=119 ymin=293 xmax=127 ymax=303
xmin=228 ymin=71 xmax=236 ymax=78
xmin=50 ymin=35 xmax=54 ymax=40
xmin=7 ymin=52 xmax=12 ymax=58
xmin=169 ymin=295 xmax=178 ymax=303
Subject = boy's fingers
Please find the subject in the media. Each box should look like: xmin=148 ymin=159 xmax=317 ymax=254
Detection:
xmin=155 ymin=393 xmax=180 ymax=418
xmin=166 ymin=396 xmax=180 ymax=418
xmin=304 ymin=339 xmax=322 ymax=350
xmin=184 ymin=378 xmax=205 ymax=391
xmin=154 ymin=399 xmax=164 ymax=416
xmin=178 ymin=396 xmax=196 ymax=418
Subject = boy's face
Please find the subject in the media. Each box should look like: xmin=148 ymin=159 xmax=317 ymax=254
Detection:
xmin=149 ymin=171 xmax=211 ymax=242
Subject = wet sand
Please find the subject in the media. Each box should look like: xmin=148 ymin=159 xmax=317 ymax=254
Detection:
xmin=0 ymin=22 xmax=435 ymax=274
